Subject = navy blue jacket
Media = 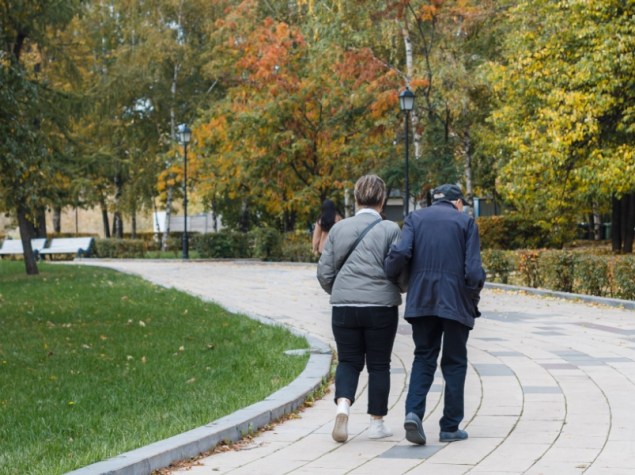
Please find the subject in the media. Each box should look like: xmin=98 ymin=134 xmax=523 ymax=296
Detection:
xmin=384 ymin=200 xmax=485 ymax=328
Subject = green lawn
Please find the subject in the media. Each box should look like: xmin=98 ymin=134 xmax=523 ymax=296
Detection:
xmin=0 ymin=261 xmax=309 ymax=475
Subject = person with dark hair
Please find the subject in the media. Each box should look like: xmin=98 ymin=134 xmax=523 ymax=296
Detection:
xmin=312 ymin=199 xmax=342 ymax=256
xmin=317 ymin=175 xmax=407 ymax=443
xmin=384 ymin=183 xmax=485 ymax=446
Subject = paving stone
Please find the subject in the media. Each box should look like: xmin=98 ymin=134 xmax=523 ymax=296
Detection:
xmin=71 ymin=260 xmax=635 ymax=475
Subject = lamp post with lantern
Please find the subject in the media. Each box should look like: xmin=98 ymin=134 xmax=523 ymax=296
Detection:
xmin=178 ymin=124 xmax=192 ymax=259
xmin=399 ymin=87 xmax=415 ymax=217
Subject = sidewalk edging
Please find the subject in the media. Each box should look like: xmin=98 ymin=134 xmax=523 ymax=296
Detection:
xmin=65 ymin=314 xmax=332 ymax=475
xmin=485 ymin=282 xmax=635 ymax=310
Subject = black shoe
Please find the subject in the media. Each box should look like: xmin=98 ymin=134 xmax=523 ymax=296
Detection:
xmin=404 ymin=412 xmax=426 ymax=445
xmin=439 ymin=429 xmax=468 ymax=442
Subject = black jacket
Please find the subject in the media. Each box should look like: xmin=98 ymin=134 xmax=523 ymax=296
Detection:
xmin=384 ymin=201 xmax=485 ymax=328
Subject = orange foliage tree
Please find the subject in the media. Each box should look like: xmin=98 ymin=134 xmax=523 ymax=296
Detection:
xmin=194 ymin=2 xmax=403 ymax=231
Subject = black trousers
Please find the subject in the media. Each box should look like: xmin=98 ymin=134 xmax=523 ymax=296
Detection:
xmin=405 ymin=316 xmax=470 ymax=432
xmin=331 ymin=306 xmax=399 ymax=416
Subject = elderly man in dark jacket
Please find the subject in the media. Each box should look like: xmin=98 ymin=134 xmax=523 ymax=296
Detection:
xmin=384 ymin=184 xmax=485 ymax=445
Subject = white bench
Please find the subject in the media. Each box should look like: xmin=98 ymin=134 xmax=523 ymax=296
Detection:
xmin=0 ymin=238 xmax=47 ymax=257
xmin=38 ymin=237 xmax=95 ymax=259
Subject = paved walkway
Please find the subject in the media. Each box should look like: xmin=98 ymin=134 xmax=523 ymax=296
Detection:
xmin=76 ymin=260 xmax=635 ymax=474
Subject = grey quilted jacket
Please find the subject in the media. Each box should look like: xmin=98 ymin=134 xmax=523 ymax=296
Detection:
xmin=317 ymin=211 xmax=402 ymax=306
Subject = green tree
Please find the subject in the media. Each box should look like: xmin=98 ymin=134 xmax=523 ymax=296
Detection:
xmin=487 ymin=0 xmax=635 ymax=250
xmin=0 ymin=0 xmax=82 ymax=274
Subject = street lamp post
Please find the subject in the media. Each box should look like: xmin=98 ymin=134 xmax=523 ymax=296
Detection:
xmin=399 ymin=87 xmax=415 ymax=218
xmin=178 ymin=124 xmax=192 ymax=259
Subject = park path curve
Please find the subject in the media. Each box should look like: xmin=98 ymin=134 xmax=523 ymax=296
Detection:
xmin=77 ymin=260 xmax=635 ymax=475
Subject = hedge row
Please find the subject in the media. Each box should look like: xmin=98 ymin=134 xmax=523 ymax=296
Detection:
xmin=477 ymin=215 xmax=553 ymax=250
xmin=94 ymin=238 xmax=148 ymax=258
xmin=192 ymin=228 xmax=316 ymax=262
xmin=90 ymin=232 xmax=635 ymax=302
xmin=92 ymin=229 xmax=317 ymax=262
xmin=482 ymin=249 xmax=635 ymax=300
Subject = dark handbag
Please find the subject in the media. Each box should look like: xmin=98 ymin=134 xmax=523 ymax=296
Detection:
xmin=335 ymin=218 xmax=381 ymax=276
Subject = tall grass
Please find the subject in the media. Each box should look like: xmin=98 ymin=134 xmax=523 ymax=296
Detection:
xmin=0 ymin=261 xmax=308 ymax=475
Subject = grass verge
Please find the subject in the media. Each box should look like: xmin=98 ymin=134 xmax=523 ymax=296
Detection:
xmin=0 ymin=261 xmax=309 ymax=475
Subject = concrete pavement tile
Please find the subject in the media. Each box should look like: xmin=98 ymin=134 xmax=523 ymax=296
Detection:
xmin=346 ymin=457 xmax=433 ymax=474
xmin=465 ymin=415 xmax=518 ymax=438
xmin=170 ymin=440 xmax=291 ymax=474
xmin=588 ymin=440 xmax=635 ymax=467
xmin=296 ymin=441 xmax=395 ymax=472
xmin=584 ymin=468 xmax=635 ymax=475
xmin=535 ymin=446 xmax=598 ymax=463
xmin=521 ymin=400 xmax=565 ymax=420
xmin=473 ymin=363 xmax=515 ymax=376
xmin=523 ymin=462 xmax=587 ymax=474
xmin=522 ymin=385 xmax=561 ymax=394
xmin=553 ymin=434 xmax=607 ymax=449
xmin=523 ymin=393 xmax=565 ymax=404
xmin=378 ymin=443 xmax=445 ymax=459
xmin=425 ymin=437 xmax=504 ymax=465
xmin=507 ymin=419 xmax=563 ymax=440
xmin=477 ymin=402 xmax=522 ymax=417
xmin=467 ymin=441 xmax=552 ymax=473
xmin=288 ymin=469 xmax=349 ymax=474
xmin=406 ymin=462 xmax=474 ymax=474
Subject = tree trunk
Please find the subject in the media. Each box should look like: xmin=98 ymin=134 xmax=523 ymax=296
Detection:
xmin=592 ymin=201 xmax=601 ymax=241
xmin=462 ymin=132 xmax=474 ymax=215
xmin=161 ymin=186 xmax=173 ymax=251
xmin=620 ymin=194 xmax=628 ymax=251
xmin=161 ymin=51 xmax=181 ymax=251
xmin=624 ymin=192 xmax=635 ymax=253
xmin=239 ymin=198 xmax=249 ymax=232
xmin=611 ymin=195 xmax=622 ymax=252
xmin=112 ymin=212 xmax=124 ymax=238
xmin=112 ymin=173 xmax=124 ymax=238
xmin=34 ymin=206 xmax=47 ymax=238
xmin=100 ymin=197 xmax=111 ymax=238
xmin=53 ymin=206 xmax=62 ymax=233
xmin=212 ymin=197 xmax=218 ymax=232
xmin=17 ymin=202 xmax=38 ymax=275
xmin=131 ymin=211 xmax=137 ymax=239
xmin=401 ymin=18 xmax=421 ymax=162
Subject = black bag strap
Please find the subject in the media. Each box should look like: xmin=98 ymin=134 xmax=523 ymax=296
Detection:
xmin=336 ymin=218 xmax=382 ymax=274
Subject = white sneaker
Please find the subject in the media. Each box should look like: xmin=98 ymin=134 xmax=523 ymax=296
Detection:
xmin=332 ymin=399 xmax=350 ymax=442
xmin=368 ymin=417 xmax=393 ymax=439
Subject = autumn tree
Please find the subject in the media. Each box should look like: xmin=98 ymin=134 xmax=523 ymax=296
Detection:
xmin=195 ymin=1 xmax=402 ymax=230
xmin=487 ymin=0 xmax=635 ymax=250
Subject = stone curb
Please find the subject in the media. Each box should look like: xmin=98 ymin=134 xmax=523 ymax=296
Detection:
xmin=65 ymin=325 xmax=332 ymax=475
xmin=485 ymin=282 xmax=635 ymax=310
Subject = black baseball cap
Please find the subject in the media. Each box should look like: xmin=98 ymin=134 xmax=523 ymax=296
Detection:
xmin=432 ymin=184 xmax=467 ymax=205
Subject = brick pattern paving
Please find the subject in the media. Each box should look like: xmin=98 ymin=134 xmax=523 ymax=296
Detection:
xmin=80 ymin=260 xmax=635 ymax=475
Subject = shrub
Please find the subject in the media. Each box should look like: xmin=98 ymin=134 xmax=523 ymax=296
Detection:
xmin=281 ymin=230 xmax=316 ymax=262
xmin=612 ymin=257 xmax=635 ymax=300
xmin=482 ymin=249 xmax=514 ymax=284
xmin=518 ymin=250 xmax=542 ymax=288
xmin=94 ymin=238 xmax=146 ymax=258
xmin=540 ymin=250 xmax=578 ymax=293
xmin=250 ymin=227 xmax=283 ymax=260
xmin=574 ymin=255 xmax=609 ymax=296
xmin=477 ymin=216 xmax=508 ymax=250
xmin=478 ymin=214 xmax=550 ymax=250
xmin=193 ymin=231 xmax=250 ymax=258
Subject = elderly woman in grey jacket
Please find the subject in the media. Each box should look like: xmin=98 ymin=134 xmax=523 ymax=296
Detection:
xmin=317 ymin=174 xmax=404 ymax=443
